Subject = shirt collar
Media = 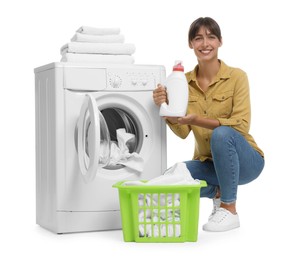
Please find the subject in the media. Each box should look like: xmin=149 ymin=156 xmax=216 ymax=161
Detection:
xmin=186 ymin=60 xmax=231 ymax=84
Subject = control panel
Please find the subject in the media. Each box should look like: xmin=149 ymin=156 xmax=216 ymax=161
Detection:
xmin=107 ymin=67 xmax=163 ymax=91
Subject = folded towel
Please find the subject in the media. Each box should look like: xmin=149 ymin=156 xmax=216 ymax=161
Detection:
xmin=71 ymin=32 xmax=125 ymax=43
xmin=61 ymin=53 xmax=134 ymax=64
xmin=77 ymin=26 xmax=120 ymax=35
xmin=61 ymin=42 xmax=136 ymax=55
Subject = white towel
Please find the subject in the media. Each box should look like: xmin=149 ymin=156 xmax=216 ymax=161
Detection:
xmin=61 ymin=53 xmax=134 ymax=64
xmin=124 ymin=162 xmax=200 ymax=186
xmin=60 ymin=42 xmax=136 ymax=55
xmin=71 ymin=32 xmax=125 ymax=43
xmin=77 ymin=26 xmax=120 ymax=35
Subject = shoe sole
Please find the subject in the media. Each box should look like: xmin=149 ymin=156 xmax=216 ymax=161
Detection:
xmin=202 ymin=222 xmax=240 ymax=232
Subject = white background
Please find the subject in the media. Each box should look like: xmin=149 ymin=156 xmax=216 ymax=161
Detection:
xmin=1 ymin=0 xmax=289 ymax=259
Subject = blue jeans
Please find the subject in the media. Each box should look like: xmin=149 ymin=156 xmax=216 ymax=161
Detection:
xmin=185 ymin=126 xmax=264 ymax=204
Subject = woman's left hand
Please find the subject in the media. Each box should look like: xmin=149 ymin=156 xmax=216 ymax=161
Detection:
xmin=177 ymin=114 xmax=199 ymax=125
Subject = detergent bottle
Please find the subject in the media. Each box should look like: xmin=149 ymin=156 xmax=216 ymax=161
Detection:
xmin=159 ymin=60 xmax=188 ymax=117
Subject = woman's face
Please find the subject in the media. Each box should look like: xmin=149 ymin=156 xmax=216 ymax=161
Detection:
xmin=189 ymin=26 xmax=222 ymax=62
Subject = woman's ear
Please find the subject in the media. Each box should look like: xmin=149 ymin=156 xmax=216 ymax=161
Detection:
xmin=219 ymin=38 xmax=223 ymax=47
xmin=188 ymin=41 xmax=193 ymax=49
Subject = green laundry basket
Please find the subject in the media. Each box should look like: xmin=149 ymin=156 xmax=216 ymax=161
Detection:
xmin=113 ymin=180 xmax=207 ymax=243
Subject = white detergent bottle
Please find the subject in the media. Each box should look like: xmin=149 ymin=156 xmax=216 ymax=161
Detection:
xmin=159 ymin=60 xmax=188 ymax=117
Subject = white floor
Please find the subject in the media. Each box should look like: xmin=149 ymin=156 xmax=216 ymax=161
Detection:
xmin=3 ymin=164 xmax=288 ymax=260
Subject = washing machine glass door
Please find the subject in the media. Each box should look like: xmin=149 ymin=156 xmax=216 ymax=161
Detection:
xmin=77 ymin=94 xmax=111 ymax=183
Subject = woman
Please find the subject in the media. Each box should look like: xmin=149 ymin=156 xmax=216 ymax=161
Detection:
xmin=153 ymin=17 xmax=264 ymax=232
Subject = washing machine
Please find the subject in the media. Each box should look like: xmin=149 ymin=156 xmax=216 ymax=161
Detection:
xmin=34 ymin=62 xmax=167 ymax=234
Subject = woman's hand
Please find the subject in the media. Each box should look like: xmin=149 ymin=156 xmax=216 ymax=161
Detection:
xmin=153 ymin=84 xmax=168 ymax=106
xmin=177 ymin=114 xmax=199 ymax=125
xmin=163 ymin=114 xmax=198 ymax=125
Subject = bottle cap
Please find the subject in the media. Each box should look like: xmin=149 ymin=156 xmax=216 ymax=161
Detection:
xmin=173 ymin=60 xmax=184 ymax=72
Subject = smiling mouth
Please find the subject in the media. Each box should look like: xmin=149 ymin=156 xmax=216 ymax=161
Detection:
xmin=200 ymin=49 xmax=212 ymax=54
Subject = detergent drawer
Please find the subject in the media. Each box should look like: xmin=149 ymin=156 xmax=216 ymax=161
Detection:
xmin=63 ymin=67 xmax=107 ymax=91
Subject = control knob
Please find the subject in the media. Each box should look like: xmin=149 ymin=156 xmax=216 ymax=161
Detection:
xmin=112 ymin=76 xmax=121 ymax=88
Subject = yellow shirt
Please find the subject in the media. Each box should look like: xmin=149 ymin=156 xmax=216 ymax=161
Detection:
xmin=167 ymin=60 xmax=264 ymax=161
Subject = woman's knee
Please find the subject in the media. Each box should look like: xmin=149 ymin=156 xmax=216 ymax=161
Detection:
xmin=211 ymin=126 xmax=234 ymax=145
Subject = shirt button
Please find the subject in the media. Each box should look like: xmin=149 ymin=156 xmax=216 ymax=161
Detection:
xmin=204 ymin=111 xmax=207 ymax=114
xmin=205 ymin=138 xmax=208 ymax=142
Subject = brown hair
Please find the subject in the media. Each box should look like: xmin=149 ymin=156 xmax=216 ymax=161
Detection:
xmin=188 ymin=17 xmax=222 ymax=44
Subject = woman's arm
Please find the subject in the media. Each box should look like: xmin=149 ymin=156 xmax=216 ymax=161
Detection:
xmin=177 ymin=114 xmax=220 ymax=130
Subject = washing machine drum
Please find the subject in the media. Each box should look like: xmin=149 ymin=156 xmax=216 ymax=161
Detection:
xmin=101 ymin=108 xmax=139 ymax=154
xmin=77 ymin=94 xmax=141 ymax=182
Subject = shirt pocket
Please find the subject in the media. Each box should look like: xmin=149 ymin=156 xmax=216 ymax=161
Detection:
xmin=212 ymin=90 xmax=234 ymax=117
xmin=188 ymin=95 xmax=199 ymax=103
xmin=187 ymin=95 xmax=199 ymax=113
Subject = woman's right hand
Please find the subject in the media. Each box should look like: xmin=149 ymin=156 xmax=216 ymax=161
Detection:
xmin=152 ymin=84 xmax=168 ymax=106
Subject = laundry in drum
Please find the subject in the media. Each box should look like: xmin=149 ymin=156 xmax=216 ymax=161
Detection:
xmin=101 ymin=107 xmax=138 ymax=153
xmin=101 ymin=128 xmax=144 ymax=173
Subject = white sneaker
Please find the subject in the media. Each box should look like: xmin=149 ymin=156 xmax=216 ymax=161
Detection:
xmin=203 ymin=208 xmax=240 ymax=232
xmin=208 ymin=197 xmax=221 ymax=220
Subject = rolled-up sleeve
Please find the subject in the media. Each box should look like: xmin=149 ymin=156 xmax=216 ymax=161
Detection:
xmin=166 ymin=120 xmax=191 ymax=139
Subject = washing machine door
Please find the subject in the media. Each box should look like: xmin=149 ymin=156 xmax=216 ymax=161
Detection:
xmin=77 ymin=94 xmax=111 ymax=183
